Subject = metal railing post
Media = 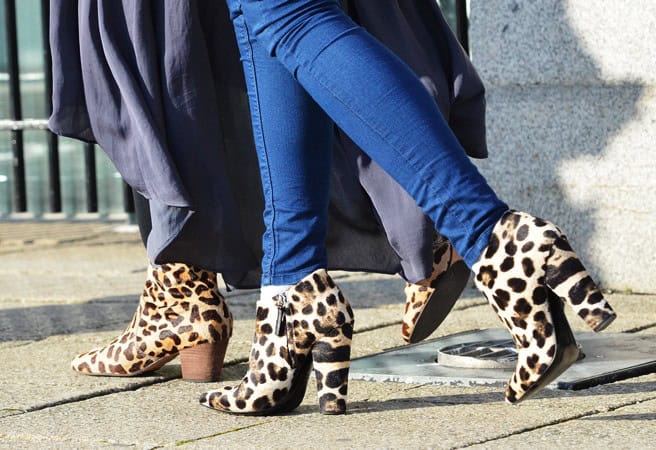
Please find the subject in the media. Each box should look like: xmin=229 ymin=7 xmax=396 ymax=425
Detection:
xmin=83 ymin=143 xmax=98 ymax=212
xmin=40 ymin=0 xmax=62 ymax=212
xmin=455 ymin=0 xmax=469 ymax=54
xmin=122 ymin=182 xmax=135 ymax=214
xmin=4 ymin=0 xmax=27 ymax=212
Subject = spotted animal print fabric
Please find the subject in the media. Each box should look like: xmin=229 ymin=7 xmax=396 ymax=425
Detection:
xmin=472 ymin=211 xmax=616 ymax=403
xmin=72 ymin=263 xmax=232 ymax=378
xmin=201 ymin=269 xmax=354 ymax=415
xmin=402 ymin=235 xmax=469 ymax=343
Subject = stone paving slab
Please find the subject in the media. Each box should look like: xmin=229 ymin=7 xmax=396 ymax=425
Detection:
xmin=1 ymin=327 xmax=654 ymax=449
xmin=0 ymin=244 xmax=146 ymax=306
xmin=1 ymin=289 xmax=651 ymax=422
xmin=0 ymin=365 xmax=268 ymax=449
xmin=0 ymin=332 xmax=176 ymax=419
xmin=467 ymin=396 xmax=656 ymax=450
xmin=0 ymin=290 xmax=485 ymax=421
xmin=0 ymin=300 xmax=477 ymax=418
xmin=3 ymin=359 xmax=654 ymax=449
xmin=190 ymin=374 xmax=656 ymax=449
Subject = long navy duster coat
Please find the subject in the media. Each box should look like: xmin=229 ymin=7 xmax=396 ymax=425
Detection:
xmin=49 ymin=0 xmax=487 ymax=288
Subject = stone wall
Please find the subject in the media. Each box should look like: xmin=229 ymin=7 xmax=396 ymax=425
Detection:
xmin=469 ymin=0 xmax=656 ymax=291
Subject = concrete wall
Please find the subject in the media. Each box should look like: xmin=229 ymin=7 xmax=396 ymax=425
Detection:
xmin=469 ymin=0 xmax=656 ymax=292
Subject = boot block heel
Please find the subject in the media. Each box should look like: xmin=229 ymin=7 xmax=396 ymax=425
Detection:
xmin=545 ymin=236 xmax=617 ymax=332
xmin=312 ymin=327 xmax=353 ymax=415
xmin=180 ymin=340 xmax=229 ymax=382
xmin=507 ymin=292 xmax=580 ymax=404
xmin=200 ymin=269 xmax=355 ymax=416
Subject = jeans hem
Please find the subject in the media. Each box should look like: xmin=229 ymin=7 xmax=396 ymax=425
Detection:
xmin=261 ymin=264 xmax=326 ymax=286
xmin=462 ymin=207 xmax=509 ymax=268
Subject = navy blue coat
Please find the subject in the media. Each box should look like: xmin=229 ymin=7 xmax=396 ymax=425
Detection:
xmin=49 ymin=0 xmax=486 ymax=287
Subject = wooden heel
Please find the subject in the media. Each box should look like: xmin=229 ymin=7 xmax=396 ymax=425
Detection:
xmin=179 ymin=340 xmax=228 ymax=382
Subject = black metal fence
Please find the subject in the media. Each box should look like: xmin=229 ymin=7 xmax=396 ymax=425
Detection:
xmin=0 ymin=0 xmax=468 ymax=217
xmin=1 ymin=0 xmax=134 ymax=216
xmin=455 ymin=0 xmax=469 ymax=54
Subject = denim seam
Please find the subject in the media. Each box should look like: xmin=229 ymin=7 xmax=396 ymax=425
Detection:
xmin=298 ymin=56 xmax=477 ymax=263
xmin=240 ymin=17 xmax=279 ymax=282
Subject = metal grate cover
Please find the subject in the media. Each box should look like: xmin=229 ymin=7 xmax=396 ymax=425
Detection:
xmin=437 ymin=339 xmax=517 ymax=369
xmin=349 ymin=329 xmax=656 ymax=390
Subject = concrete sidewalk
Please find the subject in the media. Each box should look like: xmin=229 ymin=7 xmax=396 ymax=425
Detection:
xmin=0 ymin=222 xmax=654 ymax=449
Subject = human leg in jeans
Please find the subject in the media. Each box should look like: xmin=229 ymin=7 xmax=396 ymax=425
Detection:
xmin=200 ymin=3 xmax=355 ymax=415
xmin=202 ymin=0 xmax=617 ymax=414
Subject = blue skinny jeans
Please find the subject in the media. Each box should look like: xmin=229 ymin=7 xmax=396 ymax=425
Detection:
xmin=226 ymin=0 xmax=508 ymax=285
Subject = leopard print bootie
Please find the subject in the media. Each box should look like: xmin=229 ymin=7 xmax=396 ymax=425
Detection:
xmin=402 ymin=234 xmax=470 ymax=343
xmin=473 ymin=211 xmax=616 ymax=403
xmin=200 ymin=269 xmax=354 ymax=415
xmin=72 ymin=263 xmax=232 ymax=381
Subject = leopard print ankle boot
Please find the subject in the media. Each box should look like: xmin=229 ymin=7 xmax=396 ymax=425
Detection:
xmin=200 ymin=269 xmax=354 ymax=415
xmin=473 ymin=211 xmax=616 ymax=404
xmin=71 ymin=263 xmax=232 ymax=381
xmin=402 ymin=234 xmax=470 ymax=343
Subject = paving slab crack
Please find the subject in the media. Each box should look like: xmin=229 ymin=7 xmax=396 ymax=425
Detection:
xmin=624 ymin=322 xmax=656 ymax=333
xmin=0 ymin=376 xmax=178 ymax=420
xmin=454 ymin=394 xmax=656 ymax=449
xmin=173 ymin=421 xmax=272 ymax=447
xmin=0 ymin=316 xmax=401 ymax=421
xmin=0 ymin=358 xmax=252 ymax=420
xmin=0 ymin=318 xmax=405 ymax=421
xmin=0 ymin=319 xmax=409 ymax=420
xmin=0 ymin=341 xmax=32 ymax=349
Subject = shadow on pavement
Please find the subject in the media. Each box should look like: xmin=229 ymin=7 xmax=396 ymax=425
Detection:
xmin=0 ymin=275 xmax=409 ymax=342
xmin=266 ymin=381 xmax=656 ymax=416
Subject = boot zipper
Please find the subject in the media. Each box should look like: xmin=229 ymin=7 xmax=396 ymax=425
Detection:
xmin=273 ymin=291 xmax=296 ymax=368
xmin=273 ymin=292 xmax=288 ymax=337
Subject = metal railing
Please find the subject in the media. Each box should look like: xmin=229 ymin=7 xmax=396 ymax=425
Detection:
xmin=1 ymin=0 xmax=469 ymax=217
xmin=1 ymin=0 xmax=134 ymax=216
xmin=455 ymin=0 xmax=469 ymax=54
xmin=4 ymin=0 xmax=26 ymax=212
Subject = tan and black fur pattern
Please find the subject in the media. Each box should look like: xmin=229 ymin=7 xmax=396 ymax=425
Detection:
xmin=72 ymin=263 xmax=232 ymax=377
xmin=200 ymin=269 xmax=354 ymax=415
xmin=472 ymin=211 xmax=616 ymax=403
xmin=402 ymin=235 xmax=468 ymax=343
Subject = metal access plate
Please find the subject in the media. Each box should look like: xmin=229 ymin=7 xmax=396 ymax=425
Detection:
xmin=349 ymin=329 xmax=656 ymax=390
